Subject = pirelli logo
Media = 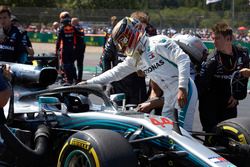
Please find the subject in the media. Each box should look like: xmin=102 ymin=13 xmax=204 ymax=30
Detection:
xmin=70 ymin=138 xmax=91 ymax=150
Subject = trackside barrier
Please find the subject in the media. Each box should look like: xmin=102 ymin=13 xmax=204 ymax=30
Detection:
xmin=204 ymin=41 xmax=250 ymax=52
xmin=28 ymin=32 xmax=250 ymax=50
xmin=27 ymin=32 xmax=106 ymax=46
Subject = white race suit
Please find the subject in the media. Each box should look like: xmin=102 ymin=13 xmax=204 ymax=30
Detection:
xmin=87 ymin=35 xmax=198 ymax=131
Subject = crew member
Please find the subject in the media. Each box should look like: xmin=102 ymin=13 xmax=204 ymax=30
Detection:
xmin=196 ymin=22 xmax=249 ymax=134
xmin=71 ymin=17 xmax=86 ymax=82
xmin=0 ymin=6 xmax=23 ymax=62
xmin=56 ymin=11 xmax=78 ymax=84
xmin=11 ymin=16 xmax=34 ymax=64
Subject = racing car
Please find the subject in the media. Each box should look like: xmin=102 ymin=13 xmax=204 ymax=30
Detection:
xmin=0 ymin=82 xmax=249 ymax=167
xmin=0 ymin=62 xmax=249 ymax=167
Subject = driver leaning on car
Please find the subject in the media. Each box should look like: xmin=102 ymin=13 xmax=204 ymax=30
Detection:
xmin=79 ymin=17 xmax=198 ymax=131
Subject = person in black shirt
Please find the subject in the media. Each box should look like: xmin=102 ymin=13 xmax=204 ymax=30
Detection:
xmin=102 ymin=16 xmax=118 ymax=50
xmin=71 ymin=17 xmax=86 ymax=82
xmin=196 ymin=22 xmax=250 ymax=135
xmin=0 ymin=6 xmax=23 ymax=62
xmin=11 ymin=16 xmax=34 ymax=64
xmin=56 ymin=12 xmax=79 ymax=84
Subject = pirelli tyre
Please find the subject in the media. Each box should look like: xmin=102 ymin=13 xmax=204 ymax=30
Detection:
xmin=216 ymin=117 xmax=250 ymax=166
xmin=216 ymin=117 xmax=250 ymax=144
xmin=57 ymin=129 xmax=137 ymax=167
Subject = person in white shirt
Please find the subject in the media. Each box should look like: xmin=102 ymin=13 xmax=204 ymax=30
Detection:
xmin=79 ymin=17 xmax=197 ymax=131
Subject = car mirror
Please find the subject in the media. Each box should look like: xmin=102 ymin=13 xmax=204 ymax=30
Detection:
xmin=38 ymin=96 xmax=61 ymax=113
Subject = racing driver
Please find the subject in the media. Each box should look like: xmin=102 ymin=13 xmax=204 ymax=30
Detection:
xmin=78 ymin=17 xmax=198 ymax=131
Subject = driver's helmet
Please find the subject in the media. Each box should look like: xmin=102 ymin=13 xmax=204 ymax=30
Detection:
xmin=172 ymin=34 xmax=208 ymax=63
xmin=112 ymin=17 xmax=145 ymax=57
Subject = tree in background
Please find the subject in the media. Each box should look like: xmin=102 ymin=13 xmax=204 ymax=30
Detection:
xmin=0 ymin=0 xmax=249 ymax=29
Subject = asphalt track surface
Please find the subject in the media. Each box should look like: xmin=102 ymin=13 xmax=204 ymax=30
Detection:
xmin=33 ymin=42 xmax=250 ymax=132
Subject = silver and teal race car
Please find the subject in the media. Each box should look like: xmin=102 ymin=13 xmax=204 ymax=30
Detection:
xmin=1 ymin=82 xmax=250 ymax=167
xmin=0 ymin=62 xmax=249 ymax=167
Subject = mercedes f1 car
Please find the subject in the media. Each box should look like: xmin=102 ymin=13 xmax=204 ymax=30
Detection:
xmin=0 ymin=62 xmax=249 ymax=167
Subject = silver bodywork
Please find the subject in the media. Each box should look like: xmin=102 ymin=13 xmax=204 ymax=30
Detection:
xmin=11 ymin=84 xmax=236 ymax=167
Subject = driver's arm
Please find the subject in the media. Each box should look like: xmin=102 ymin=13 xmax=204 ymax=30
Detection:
xmin=137 ymin=97 xmax=164 ymax=113
xmin=87 ymin=57 xmax=137 ymax=85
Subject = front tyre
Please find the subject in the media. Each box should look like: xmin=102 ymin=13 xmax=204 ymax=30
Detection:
xmin=216 ymin=117 xmax=250 ymax=167
xmin=57 ymin=129 xmax=137 ymax=167
xmin=217 ymin=117 xmax=250 ymax=144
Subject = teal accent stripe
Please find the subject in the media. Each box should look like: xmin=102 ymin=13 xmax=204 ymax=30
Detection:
xmin=178 ymin=79 xmax=192 ymax=127
xmin=158 ymin=54 xmax=178 ymax=68
xmin=58 ymin=117 xmax=87 ymax=126
xmin=60 ymin=118 xmax=171 ymax=147
xmin=63 ymin=119 xmax=136 ymax=130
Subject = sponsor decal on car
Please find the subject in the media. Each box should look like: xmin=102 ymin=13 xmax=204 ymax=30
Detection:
xmin=208 ymin=156 xmax=228 ymax=164
xmin=70 ymin=138 xmax=90 ymax=150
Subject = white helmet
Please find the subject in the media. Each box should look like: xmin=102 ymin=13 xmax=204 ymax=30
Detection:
xmin=112 ymin=17 xmax=146 ymax=58
xmin=172 ymin=34 xmax=208 ymax=63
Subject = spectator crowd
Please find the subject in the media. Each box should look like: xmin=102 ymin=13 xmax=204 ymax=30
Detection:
xmin=23 ymin=22 xmax=250 ymax=43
